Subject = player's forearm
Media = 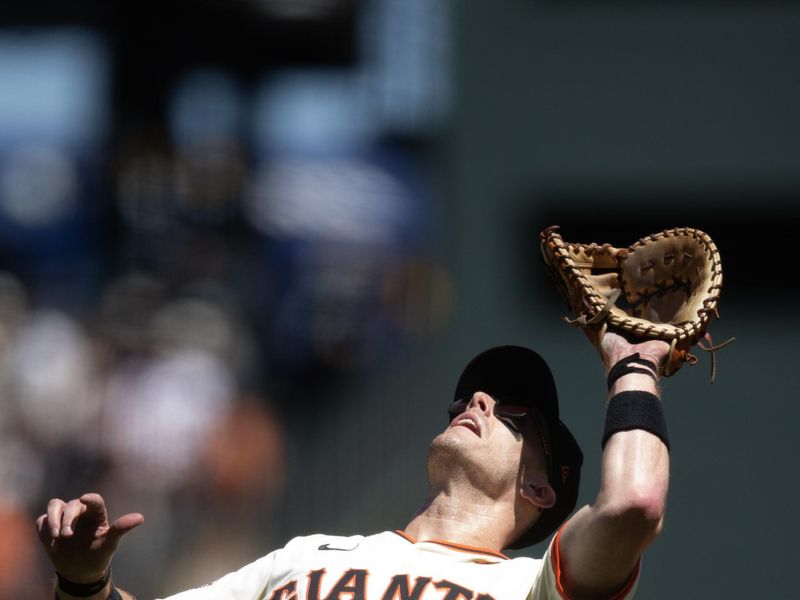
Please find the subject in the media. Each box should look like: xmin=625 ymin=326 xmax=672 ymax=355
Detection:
xmin=557 ymin=367 xmax=670 ymax=596
xmin=597 ymin=430 xmax=669 ymax=536
xmin=596 ymin=368 xmax=669 ymax=540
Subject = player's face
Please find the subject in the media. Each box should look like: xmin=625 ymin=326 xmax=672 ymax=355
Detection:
xmin=447 ymin=396 xmax=532 ymax=438
xmin=446 ymin=393 xmax=549 ymax=457
xmin=429 ymin=392 xmax=550 ymax=499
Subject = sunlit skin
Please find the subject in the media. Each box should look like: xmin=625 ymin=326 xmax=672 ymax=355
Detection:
xmin=405 ymin=392 xmax=555 ymax=554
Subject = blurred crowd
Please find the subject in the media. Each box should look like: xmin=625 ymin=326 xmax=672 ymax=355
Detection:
xmin=0 ymin=271 xmax=287 ymax=597
xmin=0 ymin=0 xmax=455 ymax=597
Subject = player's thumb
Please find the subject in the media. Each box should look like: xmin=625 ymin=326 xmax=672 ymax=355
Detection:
xmin=107 ymin=513 xmax=145 ymax=545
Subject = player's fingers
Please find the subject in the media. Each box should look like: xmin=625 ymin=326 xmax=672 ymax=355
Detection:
xmin=60 ymin=498 xmax=88 ymax=537
xmin=78 ymin=492 xmax=109 ymax=522
xmin=46 ymin=498 xmax=66 ymax=539
xmin=36 ymin=514 xmax=51 ymax=543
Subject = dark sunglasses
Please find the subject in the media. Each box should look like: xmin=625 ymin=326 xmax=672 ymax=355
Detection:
xmin=448 ymin=397 xmax=554 ymax=473
xmin=447 ymin=398 xmax=531 ymax=434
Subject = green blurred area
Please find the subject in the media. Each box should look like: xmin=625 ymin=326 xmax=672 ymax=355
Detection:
xmin=304 ymin=3 xmax=795 ymax=599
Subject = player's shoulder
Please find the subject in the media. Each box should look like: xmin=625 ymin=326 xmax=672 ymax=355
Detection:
xmin=283 ymin=532 xmax=365 ymax=551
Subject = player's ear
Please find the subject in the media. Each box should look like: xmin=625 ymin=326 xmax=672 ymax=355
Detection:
xmin=520 ymin=474 xmax=556 ymax=510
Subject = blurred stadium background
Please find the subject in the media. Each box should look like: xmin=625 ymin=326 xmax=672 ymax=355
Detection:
xmin=0 ymin=1 xmax=797 ymax=598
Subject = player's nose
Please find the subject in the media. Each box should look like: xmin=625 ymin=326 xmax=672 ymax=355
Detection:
xmin=466 ymin=392 xmax=494 ymax=417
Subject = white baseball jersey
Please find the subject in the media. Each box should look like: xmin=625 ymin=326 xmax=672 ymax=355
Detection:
xmin=157 ymin=530 xmax=639 ymax=600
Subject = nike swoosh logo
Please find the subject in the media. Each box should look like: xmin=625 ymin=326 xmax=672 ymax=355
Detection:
xmin=318 ymin=543 xmax=359 ymax=551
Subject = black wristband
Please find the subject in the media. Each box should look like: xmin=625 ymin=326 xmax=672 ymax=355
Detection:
xmin=602 ymin=390 xmax=669 ymax=451
xmin=56 ymin=569 xmax=111 ymax=598
xmin=54 ymin=589 xmax=121 ymax=600
xmin=606 ymin=353 xmax=658 ymax=390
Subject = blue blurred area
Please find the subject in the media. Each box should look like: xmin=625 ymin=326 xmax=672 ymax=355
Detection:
xmin=0 ymin=31 xmax=109 ymax=311
xmin=0 ymin=30 xmax=108 ymax=147
xmin=0 ymin=3 xmax=454 ymax=598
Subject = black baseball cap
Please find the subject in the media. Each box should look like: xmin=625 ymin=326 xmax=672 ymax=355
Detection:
xmin=452 ymin=345 xmax=583 ymax=548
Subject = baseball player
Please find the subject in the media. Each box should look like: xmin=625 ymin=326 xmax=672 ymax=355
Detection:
xmin=38 ymin=331 xmax=671 ymax=599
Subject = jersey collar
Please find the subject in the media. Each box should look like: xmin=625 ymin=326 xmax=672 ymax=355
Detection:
xmin=393 ymin=530 xmax=510 ymax=561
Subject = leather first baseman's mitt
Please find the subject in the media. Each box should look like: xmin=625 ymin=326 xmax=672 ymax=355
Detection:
xmin=539 ymin=226 xmax=732 ymax=380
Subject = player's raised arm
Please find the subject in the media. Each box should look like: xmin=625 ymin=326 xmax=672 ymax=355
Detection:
xmin=557 ymin=333 xmax=670 ymax=599
xmin=36 ymin=492 xmax=143 ymax=600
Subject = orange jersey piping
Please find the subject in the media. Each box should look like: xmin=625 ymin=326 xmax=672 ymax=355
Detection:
xmin=393 ymin=531 xmax=509 ymax=560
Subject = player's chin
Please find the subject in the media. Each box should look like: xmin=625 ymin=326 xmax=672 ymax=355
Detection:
xmin=427 ymin=433 xmax=471 ymax=478
xmin=433 ymin=425 xmax=478 ymax=448
xmin=429 ymin=428 xmax=482 ymax=464
xmin=429 ymin=430 xmax=466 ymax=458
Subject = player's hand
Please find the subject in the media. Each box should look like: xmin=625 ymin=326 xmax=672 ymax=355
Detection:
xmin=599 ymin=330 xmax=670 ymax=375
xmin=36 ymin=493 xmax=143 ymax=583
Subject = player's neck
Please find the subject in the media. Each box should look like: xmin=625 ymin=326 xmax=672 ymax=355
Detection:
xmin=404 ymin=488 xmax=513 ymax=552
